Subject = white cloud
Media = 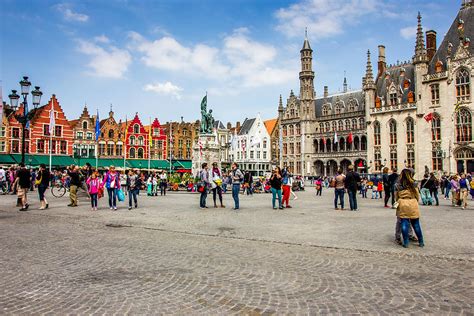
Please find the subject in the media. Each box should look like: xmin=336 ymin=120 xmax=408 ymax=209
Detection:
xmin=94 ymin=35 xmax=110 ymax=44
xmin=128 ymin=29 xmax=295 ymax=88
xmin=143 ymin=82 xmax=183 ymax=99
xmin=275 ymin=0 xmax=380 ymax=39
xmin=55 ymin=3 xmax=89 ymax=22
xmin=77 ymin=40 xmax=131 ymax=78
xmin=400 ymin=26 xmax=417 ymax=40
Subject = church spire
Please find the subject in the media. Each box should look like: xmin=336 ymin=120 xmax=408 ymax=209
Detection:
xmin=364 ymin=50 xmax=375 ymax=90
xmin=343 ymin=71 xmax=348 ymax=93
xmin=302 ymin=27 xmax=311 ymax=50
xmin=413 ymin=12 xmax=428 ymax=64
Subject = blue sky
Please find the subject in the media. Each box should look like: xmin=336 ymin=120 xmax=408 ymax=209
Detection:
xmin=0 ymin=0 xmax=460 ymax=124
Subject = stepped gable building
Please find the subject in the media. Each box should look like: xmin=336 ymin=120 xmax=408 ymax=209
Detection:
xmin=97 ymin=107 xmax=125 ymax=158
xmin=279 ymin=34 xmax=367 ymax=177
xmin=148 ymin=118 xmax=168 ymax=160
xmin=6 ymin=95 xmax=73 ymax=156
xmin=163 ymin=119 xmax=199 ymax=160
xmin=0 ymin=103 xmax=9 ymax=153
xmin=125 ymin=113 xmax=149 ymax=159
xmin=366 ymin=2 xmax=473 ymax=176
xmin=71 ymin=106 xmax=96 ymax=159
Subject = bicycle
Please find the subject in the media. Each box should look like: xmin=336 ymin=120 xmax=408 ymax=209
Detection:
xmin=51 ymin=179 xmax=68 ymax=198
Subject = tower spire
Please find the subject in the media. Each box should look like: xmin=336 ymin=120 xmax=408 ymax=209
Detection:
xmin=364 ymin=50 xmax=375 ymax=90
xmin=413 ymin=12 xmax=428 ymax=64
xmin=343 ymin=71 xmax=348 ymax=93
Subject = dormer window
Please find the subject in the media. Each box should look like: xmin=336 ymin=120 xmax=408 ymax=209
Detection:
xmin=375 ymin=96 xmax=381 ymax=108
xmin=82 ymin=121 xmax=88 ymax=129
xmin=435 ymin=61 xmax=443 ymax=73
xmin=389 ymin=92 xmax=397 ymax=106
xmin=407 ymin=91 xmax=415 ymax=103
xmin=322 ymin=105 xmax=329 ymax=116
xmin=403 ymin=80 xmax=410 ymax=89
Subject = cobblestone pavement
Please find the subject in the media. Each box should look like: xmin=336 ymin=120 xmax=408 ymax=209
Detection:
xmin=0 ymin=190 xmax=473 ymax=314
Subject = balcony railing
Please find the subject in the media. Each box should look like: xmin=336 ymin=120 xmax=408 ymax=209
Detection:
xmin=422 ymin=71 xmax=448 ymax=83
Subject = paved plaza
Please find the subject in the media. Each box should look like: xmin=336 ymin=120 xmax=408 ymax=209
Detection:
xmin=0 ymin=189 xmax=473 ymax=314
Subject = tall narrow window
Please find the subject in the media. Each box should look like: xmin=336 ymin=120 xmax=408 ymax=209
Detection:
xmin=406 ymin=118 xmax=415 ymax=143
xmin=431 ymin=114 xmax=441 ymax=141
xmin=296 ymin=124 xmax=301 ymax=135
xmin=374 ymin=121 xmax=381 ymax=146
xmin=456 ymin=69 xmax=470 ymax=101
xmin=456 ymin=108 xmax=472 ymax=142
xmin=431 ymin=84 xmax=440 ymax=105
xmin=389 ymin=120 xmax=397 ymax=145
xmin=133 ymin=124 xmax=140 ymax=134
xmin=407 ymin=149 xmax=415 ymax=169
xmin=374 ymin=151 xmax=381 ymax=172
xmin=432 ymin=150 xmax=443 ymax=171
xmin=390 ymin=151 xmax=397 ymax=171
xmin=389 ymin=92 xmax=397 ymax=106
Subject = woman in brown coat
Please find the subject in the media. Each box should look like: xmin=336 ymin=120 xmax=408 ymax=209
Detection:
xmin=395 ymin=169 xmax=424 ymax=248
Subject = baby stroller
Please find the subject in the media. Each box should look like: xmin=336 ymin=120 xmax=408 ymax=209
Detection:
xmin=420 ymin=188 xmax=433 ymax=205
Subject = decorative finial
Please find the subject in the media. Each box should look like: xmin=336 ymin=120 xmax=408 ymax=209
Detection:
xmin=305 ymin=27 xmax=308 ymax=39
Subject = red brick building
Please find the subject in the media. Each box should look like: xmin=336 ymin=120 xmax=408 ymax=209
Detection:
xmin=125 ymin=113 xmax=148 ymax=159
xmin=6 ymin=95 xmax=73 ymax=156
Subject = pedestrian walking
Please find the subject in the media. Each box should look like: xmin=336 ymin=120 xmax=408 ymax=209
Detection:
xmin=67 ymin=165 xmax=81 ymax=207
xmin=450 ymin=175 xmax=460 ymax=206
xmin=211 ymin=162 xmax=225 ymax=208
xmin=160 ymin=172 xmax=168 ymax=196
xmin=459 ymin=173 xmax=469 ymax=210
xmin=469 ymin=176 xmax=474 ymax=200
xmin=243 ymin=171 xmax=253 ymax=196
xmin=230 ymin=163 xmax=244 ymax=210
xmin=289 ymin=174 xmax=298 ymax=200
xmin=420 ymin=174 xmax=433 ymax=205
xmin=36 ymin=164 xmax=50 ymax=210
xmin=388 ymin=169 xmax=399 ymax=207
xmin=104 ymin=166 xmax=121 ymax=210
xmin=344 ymin=165 xmax=361 ymax=211
xmin=371 ymin=176 xmax=379 ymax=199
xmin=86 ymin=172 xmax=101 ymax=211
xmin=269 ymin=167 xmax=283 ymax=209
xmin=361 ymin=178 xmax=368 ymax=198
xmin=429 ymin=173 xmax=440 ymax=206
xmin=127 ymin=170 xmax=141 ymax=210
xmin=444 ymin=176 xmax=452 ymax=200
xmin=16 ymin=163 xmax=31 ymax=211
xmin=281 ymin=167 xmax=292 ymax=208
xmin=334 ymin=169 xmax=346 ymax=210
xmin=382 ymin=167 xmax=391 ymax=207
xmin=394 ymin=168 xmax=424 ymax=248
xmin=315 ymin=177 xmax=323 ymax=196
xmin=199 ymin=163 xmax=210 ymax=209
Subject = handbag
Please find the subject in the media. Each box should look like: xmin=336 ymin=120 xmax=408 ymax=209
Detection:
xmin=117 ymin=189 xmax=125 ymax=202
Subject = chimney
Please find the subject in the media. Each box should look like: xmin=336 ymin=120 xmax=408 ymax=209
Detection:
xmin=377 ymin=45 xmax=386 ymax=78
xmin=227 ymin=122 xmax=232 ymax=129
xmin=426 ymin=30 xmax=437 ymax=61
xmin=236 ymin=121 xmax=241 ymax=129
xmin=323 ymin=86 xmax=328 ymax=99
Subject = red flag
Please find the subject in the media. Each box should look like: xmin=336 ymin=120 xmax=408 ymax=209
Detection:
xmin=424 ymin=112 xmax=433 ymax=122
xmin=358 ymin=161 xmax=363 ymax=167
xmin=322 ymin=138 xmax=326 ymax=145
xmin=348 ymin=132 xmax=353 ymax=144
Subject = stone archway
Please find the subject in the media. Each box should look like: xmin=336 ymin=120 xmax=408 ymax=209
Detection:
xmin=454 ymin=147 xmax=474 ymax=174
xmin=340 ymin=159 xmax=352 ymax=174
xmin=314 ymin=160 xmax=324 ymax=177
xmin=326 ymin=160 xmax=338 ymax=177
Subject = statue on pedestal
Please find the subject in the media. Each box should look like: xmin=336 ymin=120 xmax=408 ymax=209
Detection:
xmin=200 ymin=95 xmax=214 ymax=134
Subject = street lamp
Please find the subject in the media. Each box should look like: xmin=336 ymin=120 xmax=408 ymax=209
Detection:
xmin=8 ymin=76 xmax=43 ymax=165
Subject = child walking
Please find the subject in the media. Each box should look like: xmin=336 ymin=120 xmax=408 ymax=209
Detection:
xmin=87 ymin=172 xmax=101 ymax=211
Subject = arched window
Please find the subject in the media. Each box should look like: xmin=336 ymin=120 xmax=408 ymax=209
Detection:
xmin=138 ymin=148 xmax=144 ymax=158
xmin=346 ymin=136 xmax=353 ymax=151
xmin=82 ymin=121 xmax=88 ymax=129
xmin=361 ymin=136 xmax=367 ymax=151
xmin=359 ymin=118 xmax=364 ymax=129
xmin=133 ymin=124 xmax=140 ymax=134
xmin=456 ymin=69 xmax=470 ymax=101
xmin=339 ymin=137 xmax=345 ymax=151
xmin=338 ymin=120 xmax=343 ymax=131
xmin=352 ymin=119 xmax=357 ymax=130
xmin=407 ymin=91 xmax=415 ymax=103
xmin=108 ymin=129 xmax=114 ymax=139
xmin=130 ymin=136 xmax=136 ymax=145
xmin=314 ymin=140 xmax=319 ymax=153
xmin=296 ymin=124 xmax=301 ymax=135
xmin=138 ymin=136 xmax=144 ymax=145
xmin=332 ymin=139 xmax=338 ymax=152
xmin=345 ymin=119 xmax=350 ymax=130
xmin=290 ymin=108 xmax=295 ymax=116
xmin=129 ymin=147 xmax=136 ymax=158
xmin=389 ymin=120 xmax=397 ymax=145
xmin=331 ymin=121 xmax=336 ymax=131
xmin=289 ymin=125 xmax=294 ymax=136
xmin=283 ymin=126 xmax=287 ymax=136
xmin=319 ymin=123 xmax=324 ymax=132
xmin=406 ymin=117 xmax=415 ymax=143
xmin=353 ymin=136 xmax=360 ymax=151
xmin=348 ymin=99 xmax=357 ymax=112
xmin=319 ymin=139 xmax=325 ymax=153
xmin=335 ymin=103 xmax=341 ymax=114
xmin=326 ymin=139 xmax=332 ymax=152
xmin=325 ymin=122 xmax=330 ymax=132
xmin=431 ymin=114 xmax=441 ymax=141
xmin=456 ymin=108 xmax=472 ymax=142
xmin=263 ymin=139 xmax=267 ymax=149
xmin=374 ymin=121 xmax=381 ymax=146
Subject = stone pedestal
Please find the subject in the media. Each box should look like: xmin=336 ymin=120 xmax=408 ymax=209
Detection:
xmin=192 ymin=134 xmax=221 ymax=175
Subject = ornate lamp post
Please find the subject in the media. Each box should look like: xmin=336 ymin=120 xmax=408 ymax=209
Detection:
xmin=8 ymin=76 xmax=43 ymax=165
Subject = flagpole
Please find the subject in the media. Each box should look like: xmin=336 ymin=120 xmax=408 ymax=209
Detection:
xmin=148 ymin=117 xmax=151 ymax=171
xmin=49 ymin=101 xmax=54 ymax=172
xmin=169 ymin=121 xmax=172 ymax=175
xmin=123 ymin=116 xmax=127 ymax=171
xmin=95 ymin=110 xmax=99 ymax=170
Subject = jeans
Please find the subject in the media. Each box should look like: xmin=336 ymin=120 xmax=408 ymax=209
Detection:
xmin=347 ymin=189 xmax=358 ymax=210
xmin=212 ymin=186 xmax=223 ymax=206
xmin=107 ymin=188 xmax=117 ymax=207
xmin=129 ymin=188 xmax=138 ymax=207
xmin=38 ymin=184 xmax=47 ymax=201
xmin=90 ymin=193 xmax=98 ymax=208
xmin=445 ymin=186 xmax=451 ymax=199
xmin=430 ymin=189 xmax=439 ymax=205
xmin=401 ymin=218 xmax=424 ymax=247
xmin=271 ymin=188 xmax=282 ymax=208
xmin=200 ymin=189 xmax=207 ymax=208
xmin=245 ymin=184 xmax=253 ymax=195
xmin=371 ymin=190 xmax=378 ymax=199
xmin=222 ymin=183 xmax=227 ymax=193
xmin=395 ymin=217 xmax=413 ymax=240
xmin=334 ymin=188 xmax=345 ymax=209
xmin=160 ymin=182 xmax=167 ymax=196
xmin=232 ymin=184 xmax=240 ymax=209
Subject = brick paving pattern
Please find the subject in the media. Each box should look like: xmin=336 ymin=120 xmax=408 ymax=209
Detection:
xmin=0 ymin=191 xmax=473 ymax=314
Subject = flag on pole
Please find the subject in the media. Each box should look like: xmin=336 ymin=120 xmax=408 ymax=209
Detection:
xmin=95 ymin=110 xmax=100 ymax=141
xmin=0 ymin=84 xmax=4 ymax=130
xmin=49 ymin=100 xmax=55 ymax=135
xmin=423 ymin=112 xmax=433 ymax=122
xmin=348 ymin=132 xmax=353 ymax=144
xmin=334 ymin=131 xmax=338 ymax=143
xmin=148 ymin=118 xmax=152 ymax=148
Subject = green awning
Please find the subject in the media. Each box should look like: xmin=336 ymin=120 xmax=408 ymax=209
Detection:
xmin=151 ymin=160 xmax=170 ymax=169
xmin=173 ymin=160 xmax=192 ymax=169
xmin=0 ymin=154 xmax=16 ymax=164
